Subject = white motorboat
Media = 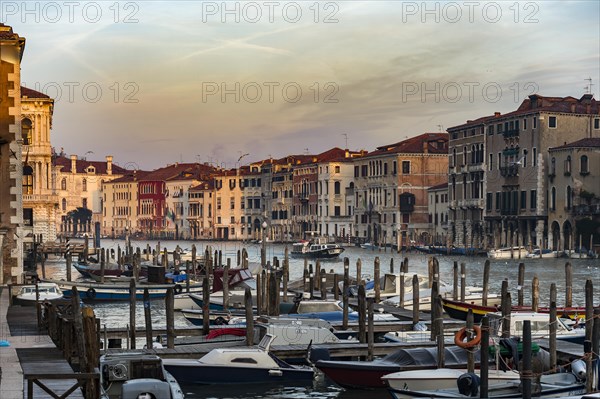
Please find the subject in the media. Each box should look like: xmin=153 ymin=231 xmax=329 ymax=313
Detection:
xmin=487 ymin=246 xmax=529 ymax=259
xmin=100 ymin=352 xmax=183 ymax=399
xmin=163 ymin=334 xmax=314 ymax=385
xmin=13 ymin=283 xmax=63 ymax=306
xmin=382 ymin=368 xmax=520 ymax=392
xmin=526 ymin=249 xmax=562 ymax=258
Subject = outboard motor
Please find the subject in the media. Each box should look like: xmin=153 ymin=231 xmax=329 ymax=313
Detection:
xmin=309 ymin=348 xmax=331 ymax=363
xmin=571 ymin=359 xmax=587 ymax=381
xmin=121 ymin=379 xmax=170 ymax=399
xmin=457 ymin=372 xmax=480 ymax=397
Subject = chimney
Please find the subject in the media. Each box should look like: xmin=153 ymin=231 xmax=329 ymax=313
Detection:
xmin=494 ymin=112 xmax=501 ymax=117
xmin=580 ymin=93 xmax=593 ymax=104
xmin=70 ymin=155 xmax=77 ymax=174
xmin=529 ymin=94 xmax=538 ymax=109
xmin=106 ymin=155 xmax=113 ymax=175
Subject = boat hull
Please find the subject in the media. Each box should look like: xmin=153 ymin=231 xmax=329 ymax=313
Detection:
xmin=163 ymin=364 xmax=314 ymax=385
xmin=383 ymin=369 xmax=519 ymax=392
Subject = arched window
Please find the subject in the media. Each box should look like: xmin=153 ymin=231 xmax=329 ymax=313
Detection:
xmin=22 ymin=118 xmax=32 ymax=145
xmin=550 ymin=157 xmax=556 ymax=175
xmin=580 ymin=155 xmax=589 ymax=174
xmin=471 ymin=145 xmax=476 ymax=164
xmin=82 ymin=178 xmax=87 ymax=192
xmin=22 ymin=165 xmax=33 ymax=195
xmin=566 ymin=186 xmax=572 ymax=209
xmin=62 ymin=198 xmax=67 ymax=211
xmin=452 ymin=148 xmax=457 ymax=167
xmin=551 ymin=187 xmax=556 ymax=210
xmin=334 ymin=181 xmax=341 ymax=195
xmin=565 ymin=156 xmax=571 ymax=175
xmin=61 ymin=178 xmax=67 ymax=191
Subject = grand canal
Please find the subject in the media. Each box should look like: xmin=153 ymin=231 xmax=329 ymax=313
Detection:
xmin=39 ymin=238 xmax=599 ymax=398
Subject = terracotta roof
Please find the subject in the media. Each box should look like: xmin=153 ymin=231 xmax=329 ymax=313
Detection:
xmin=106 ymin=170 xmax=151 ymax=183
xmin=21 ymin=86 xmax=50 ymax=99
xmin=549 ymin=138 xmax=600 ymax=151
xmin=141 ymin=163 xmax=216 ymax=182
xmin=428 ymin=182 xmax=448 ymax=191
xmin=450 ymin=94 xmax=599 ymax=130
xmin=190 ymin=180 xmax=215 ymax=191
xmin=364 ymin=133 xmax=448 ymax=158
xmin=54 ymin=156 xmax=128 ymax=174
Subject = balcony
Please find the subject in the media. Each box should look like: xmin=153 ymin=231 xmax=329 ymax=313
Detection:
xmin=23 ymin=194 xmax=59 ymax=204
xmin=461 ymin=198 xmax=484 ymax=209
xmin=500 ymin=207 xmax=519 ymax=216
xmin=468 ymin=164 xmax=485 ymax=172
xmin=503 ymin=128 xmax=520 ymax=139
xmin=572 ymin=204 xmax=600 ymax=216
xmin=500 ymin=164 xmax=519 ymax=177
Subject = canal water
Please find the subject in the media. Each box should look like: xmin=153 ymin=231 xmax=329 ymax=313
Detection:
xmin=39 ymin=239 xmax=600 ymax=398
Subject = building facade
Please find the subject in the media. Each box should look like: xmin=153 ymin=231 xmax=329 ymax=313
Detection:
xmin=427 ymin=182 xmax=449 ymax=245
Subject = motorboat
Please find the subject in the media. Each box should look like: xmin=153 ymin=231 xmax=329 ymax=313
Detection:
xmin=487 ymin=247 xmax=529 ymax=259
xmin=564 ymin=248 xmax=596 ymax=259
xmin=360 ymin=242 xmax=380 ymax=250
xmin=526 ymin=248 xmax=562 ymax=258
xmin=315 ymin=345 xmax=479 ymax=389
xmin=291 ymin=240 xmax=345 ymax=258
xmin=288 ymin=298 xmax=399 ymax=323
xmin=382 ymin=368 xmax=520 ymax=392
xmin=100 ymin=352 xmax=183 ymax=399
xmin=13 ymin=283 xmax=63 ymax=306
xmin=388 ymin=370 xmax=585 ymax=398
xmin=162 ymin=334 xmax=314 ymax=384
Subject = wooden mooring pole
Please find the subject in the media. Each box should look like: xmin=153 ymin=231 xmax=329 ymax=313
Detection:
xmin=245 ymin=288 xmax=254 ymax=346
xmin=518 ymin=262 xmax=525 ymax=306
xmin=129 ymin=279 xmax=136 ymax=349
xmin=144 ymin=288 xmax=153 ymax=350
xmin=565 ymin=262 xmax=573 ymax=307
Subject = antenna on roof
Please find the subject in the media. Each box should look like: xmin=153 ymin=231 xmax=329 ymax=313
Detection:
xmin=304 ymin=148 xmax=309 ymax=155
xmin=342 ymin=133 xmax=348 ymax=149
xmin=437 ymin=124 xmax=444 ymax=132
xmin=584 ymin=77 xmax=594 ymax=95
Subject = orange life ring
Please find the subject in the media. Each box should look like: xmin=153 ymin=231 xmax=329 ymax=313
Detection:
xmin=454 ymin=326 xmax=482 ymax=348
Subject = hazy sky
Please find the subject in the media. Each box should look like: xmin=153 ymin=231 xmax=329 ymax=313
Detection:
xmin=5 ymin=1 xmax=599 ymax=170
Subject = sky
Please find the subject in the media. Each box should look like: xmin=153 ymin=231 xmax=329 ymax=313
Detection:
xmin=4 ymin=0 xmax=600 ymax=170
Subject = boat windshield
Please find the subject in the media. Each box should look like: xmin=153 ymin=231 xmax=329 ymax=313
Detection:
xmin=130 ymin=359 xmax=165 ymax=380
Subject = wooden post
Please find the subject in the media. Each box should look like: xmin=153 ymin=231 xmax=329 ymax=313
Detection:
xmin=452 ymin=261 xmax=458 ymax=301
xmin=532 ymin=275 xmax=539 ymax=312
xmin=223 ymin=259 xmax=230 ymax=310
xmin=308 ymin=264 xmax=315 ymax=299
xmin=412 ymin=274 xmax=420 ymax=326
xmin=41 ymin=252 xmax=46 ymax=280
xmin=460 ymin=262 xmax=466 ymax=302
xmin=100 ymin=248 xmax=106 ymax=283
xmin=430 ymin=281 xmax=439 ymax=341
xmin=132 ymin=250 xmax=140 ymax=282
xmin=518 ymin=262 xmax=525 ymax=306
xmin=303 ymin=261 xmax=309 ymax=293
xmin=333 ymin=273 xmax=339 ymax=300
xmin=367 ymin=299 xmax=374 ymax=361
xmin=191 ymin=245 xmax=197 ymax=275
xmin=320 ymin=269 xmax=327 ymax=300
xmin=399 ymin=259 xmax=406 ymax=308
xmin=585 ymin=279 xmax=593 ymax=343
xmin=283 ymin=256 xmax=289 ymax=303
xmin=482 ymin=259 xmax=490 ymax=306
xmin=82 ymin=306 xmax=99 ymax=399
xmin=185 ymin=261 xmax=191 ymax=293
xmin=166 ymin=287 xmax=175 ymax=349
xmin=163 ymin=247 xmax=168 ymax=268
xmin=436 ymin=295 xmax=445 ymax=369
xmin=358 ymin=284 xmax=366 ymax=344
xmin=256 ymin=272 xmax=262 ymax=317
xmin=374 ymin=257 xmax=380 ymax=303
xmin=314 ymin=259 xmax=321 ymax=291
xmin=218 ymin=250 xmax=222 ymax=268
xmin=480 ymin=316 xmax=489 ymax=398
xmin=466 ymin=309 xmax=474 ymax=372
xmin=202 ymin=277 xmax=210 ymax=335
xmin=585 ymin=339 xmax=594 ymax=393
xmin=427 ymin=256 xmax=433 ymax=288
xmin=237 ymin=249 xmax=240 ymax=267
xmin=129 ymin=279 xmax=136 ymax=349
xmin=389 ymin=258 xmax=394 ymax=274
xmin=356 ymin=258 xmax=362 ymax=285
xmin=592 ymin=308 xmax=600 ymax=392
xmin=549 ymin=288 xmax=557 ymax=373
xmin=146 ymin=244 xmax=150 ymax=261
xmin=521 ymin=320 xmax=532 ymax=398
xmin=261 ymin=269 xmax=267 ymax=314
xmin=501 ymin=280 xmax=511 ymax=338
xmin=565 ymin=262 xmax=573 ymax=307
xmin=342 ymin=257 xmax=349 ymax=329
xmin=268 ymin=272 xmax=278 ymax=316
xmin=245 ymin=288 xmax=254 ymax=346
xmin=83 ymin=235 xmax=89 ymax=263
xmin=66 ymin=253 xmax=72 ymax=282
xmin=35 ymin=283 xmax=41 ymax=329
xmin=144 ymin=288 xmax=153 ymax=350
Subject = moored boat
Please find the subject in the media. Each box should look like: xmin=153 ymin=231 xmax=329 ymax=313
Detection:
xmin=163 ymin=334 xmax=314 ymax=384
xmin=13 ymin=283 xmax=63 ymax=306
xmin=100 ymin=352 xmax=183 ymax=399
xmin=526 ymin=248 xmax=562 ymax=258
xmin=487 ymin=246 xmax=529 ymax=259
xmin=291 ymin=241 xmax=344 ymax=258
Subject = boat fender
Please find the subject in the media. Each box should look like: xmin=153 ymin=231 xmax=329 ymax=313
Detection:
xmin=456 ymin=372 xmax=480 ymax=397
xmin=571 ymin=359 xmax=586 ymax=381
xmin=454 ymin=326 xmax=482 ymax=349
xmin=173 ymin=284 xmax=182 ymax=295
xmin=86 ymin=288 xmax=96 ymax=300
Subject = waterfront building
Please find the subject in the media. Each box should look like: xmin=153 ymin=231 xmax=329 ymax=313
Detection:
xmin=353 ymin=133 xmax=448 ymax=248
xmin=188 ymin=180 xmax=215 ymax=240
xmin=449 ymin=94 xmax=600 ymax=250
xmin=316 ymin=148 xmax=361 ymax=241
xmin=0 ymin=23 xmax=26 ymax=282
xmin=427 ymin=182 xmax=449 ymax=245
xmin=547 ymin=138 xmax=600 ymax=252
xmin=54 ymin=154 xmax=126 ymax=236
xmin=20 ymin=87 xmax=59 ymax=244
xmin=292 ymin=156 xmax=319 ymax=239
xmin=239 ymin=165 xmax=264 ymax=240
xmin=212 ymin=169 xmax=245 ymax=240
xmin=101 ymin=170 xmax=148 ymax=238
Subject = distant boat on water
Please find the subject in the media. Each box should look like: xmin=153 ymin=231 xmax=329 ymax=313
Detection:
xmin=487 ymin=246 xmax=529 ymax=259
